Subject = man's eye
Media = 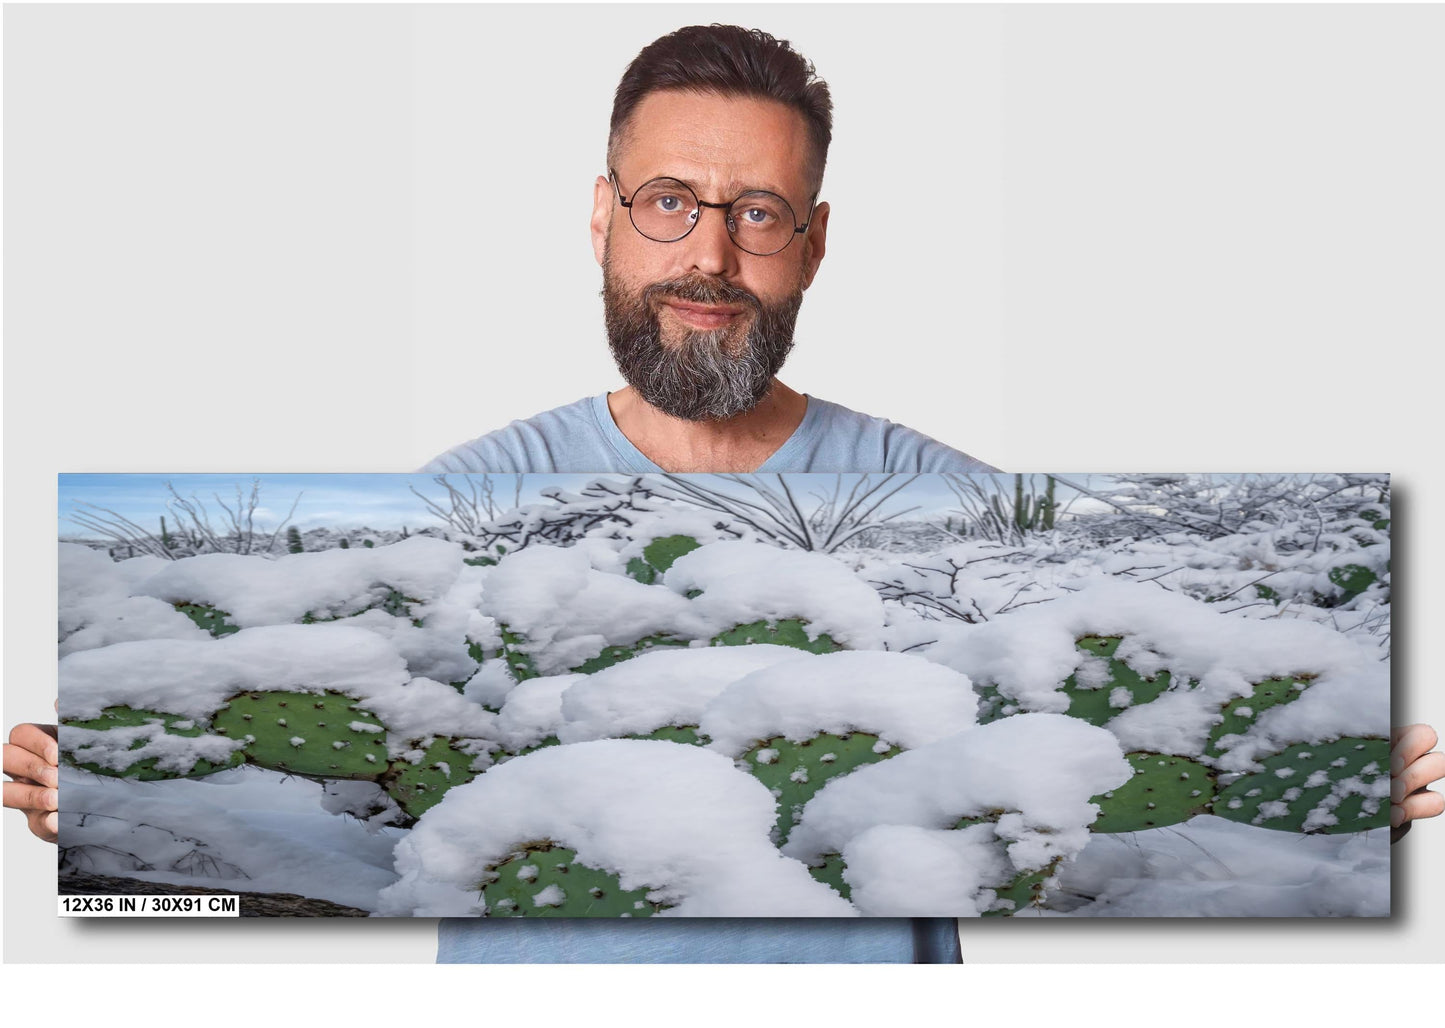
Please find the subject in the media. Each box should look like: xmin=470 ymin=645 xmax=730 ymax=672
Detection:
xmin=740 ymin=207 xmax=772 ymax=224
xmin=655 ymin=195 xmax=685 ymax=213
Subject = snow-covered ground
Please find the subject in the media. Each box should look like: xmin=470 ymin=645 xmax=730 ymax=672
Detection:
xmin=57 ymin=472 xmax=1391 ymax=917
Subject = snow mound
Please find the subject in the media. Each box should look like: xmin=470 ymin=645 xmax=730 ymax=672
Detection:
xmin=663 ymin=541 xmax=886 ymax=648
xmin=379 ymin=739 xmax=856 ymax=917
xmin=480 ymin=545 xmax=695 ymax=675
xmin=700 ymin=650 xmax=979 ymax=755
xmin=557 ymin=645 xmax=813 ymax=743
xmin=137 ymin=536 xmax=466 ymax=627
xmin=783 ymin=713 xmax=1131 ymax=867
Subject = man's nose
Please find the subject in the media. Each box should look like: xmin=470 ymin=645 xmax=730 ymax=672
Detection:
xmin=677 ymin=204 xmax=740 ymax=278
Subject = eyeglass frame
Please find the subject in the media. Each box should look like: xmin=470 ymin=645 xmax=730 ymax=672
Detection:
xmin=608 ymin=168 xmax=819 ymax=257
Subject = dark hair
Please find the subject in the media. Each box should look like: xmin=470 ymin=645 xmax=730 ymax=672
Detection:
xmin=608 ymin=24 xmax=833 ymax=191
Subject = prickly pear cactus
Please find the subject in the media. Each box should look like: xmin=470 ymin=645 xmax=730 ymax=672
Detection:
xmin=569 ymin=634 xmax=690 ymax=674
xmin=625 ymin=534 xmax=703 ymax=584
xmin=1327 ymin=564 xmax=1377 ymax=603
xmin=1206 ymin=676 xmax=1313 ymax=756
xmin=805 ymin=853 xmax=851 ymax=899
xmin=174 ymin=602 xmax=239 ymax=638
xmin=480 ymin=842 xmax=671 ymax=917
xmin=383 ymin=737 xmax=483 ymax=818
xmin=496 ymin=625 xmax=540 ymax=682
xmin=742 ymin=732 xmax=901 ymax=842
xmin=632 ymin=725 xmax=702 ymax=745
xmin=1061 ymin=636 xmax=1183 ymax=727
xmin=302 ymin=588 xmax=421 ymax=626
xmin=984 ymin=857 xmax=1064 ymax=917
xmin=61 ymin=706 xmax=244 ymax=780
xmin=712 ymin=619 xmax=844 ymax=654
xmin=211 ymin=691 xmax=389 ymax=778
xmin=1214 ymin=737 xmax=1390 ymax=834
xmin=1090 ymin=752 xmax=1217 ymax=833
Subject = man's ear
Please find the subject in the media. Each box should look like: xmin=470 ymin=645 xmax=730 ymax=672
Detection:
xmin=800 ymin=200 xmax=829 ymax=290
xmin=591 ymin=175 xmax=613 ymax=267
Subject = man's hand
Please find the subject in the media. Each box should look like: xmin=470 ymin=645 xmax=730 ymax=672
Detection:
xmin=1391 ymin=724 xmax=1445 ymax=834
xmin=4 ymin=723 xmax=59 ymax=843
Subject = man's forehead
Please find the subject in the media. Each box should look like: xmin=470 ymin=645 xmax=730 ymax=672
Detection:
xmin=614 ymin=89 xmax=814 ymax=198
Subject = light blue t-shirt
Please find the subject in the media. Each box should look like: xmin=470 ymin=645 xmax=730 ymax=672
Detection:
xmin=424 ymin=393 xmax=996 ymax=963
xmin=423 ymin=393 xmax=996 ymax=475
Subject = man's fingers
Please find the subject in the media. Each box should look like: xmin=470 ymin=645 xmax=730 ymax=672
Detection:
xmin=5 ymin=723 xmax=59 ymax=766
xmin=3 ymin=780 xmax=59 ymax=814
xmin=1393 ymin=789 xmax=1445 ymax=827
xmin=26 ymin=809 xmax=58 ymax=844
xmin=1390 ymin=724 xmax=1439 ymax=775
xmin=1391 ymin=750 xmax=1445 ymax=803
xmin=3 ymin=741 xmax=59 ymax=788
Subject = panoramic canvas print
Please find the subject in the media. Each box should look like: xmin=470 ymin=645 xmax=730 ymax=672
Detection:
xmin=56 ymin=472 xmax=1392 ymax=917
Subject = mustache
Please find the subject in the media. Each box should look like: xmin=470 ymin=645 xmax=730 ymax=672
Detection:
xmin=642 ymin=275 xmax=763 ymax=314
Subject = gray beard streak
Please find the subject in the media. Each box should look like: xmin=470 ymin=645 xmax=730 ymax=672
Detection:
xmin=603 ymin=270 xmax=802 ymax=422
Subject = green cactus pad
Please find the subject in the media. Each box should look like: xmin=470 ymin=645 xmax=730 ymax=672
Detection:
xmin=643 ymin=534 xmax=702 ymax=573
xmin=624 ymin=536 xmax=702 ymax=584
xmin=1214 ymin=737 xmax=1389 ymax=834
xmin=480 ymin=842 xmax=672 ymax=917
xmin=1206 ymin=676 xmax=1313 ymax=756
xmin=806 ymin=853 xmax=851 ymax=900
xmin=712 ymin=619 xmax=844 ymax=654
xmin=972 ymin=683 xmax=1016 ymax=725
xmin=633 ymin=725 xmax=702 ymax=746
xmin=174 ymin=602 xmax=240 ymax=638
xmin=625 ymin=557 xmax=656 ymax=584
xmin=61 ymin=706 xmax=244 ymax=780
xmin=983 ymin=858 xmax=1063 ymax=918
xmin=383 ymin=738 xmax=482 ymax=818
xmin=497 ymin=624 xmax=540 ymax=682
xmin=743 ymin=732 xmax=902 ymax=842
xmin=211 ymin=691 xmax=389 ymax=779
xmin=1061 ymin=636 xmax=1182 ymax=727
xmin=1328 ymin=564 xmax=1377 ymax=601
xmin=1090 ymin=752 xmax=1217 ymax=833
xmin=569 ymin=634 xmax=691 ymax=674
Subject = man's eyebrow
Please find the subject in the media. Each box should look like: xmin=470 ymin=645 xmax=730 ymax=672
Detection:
xmin=645 ymin=173 xmax=796 ymax=202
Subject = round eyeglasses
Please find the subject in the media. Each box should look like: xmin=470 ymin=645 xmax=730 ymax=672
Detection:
xmin=610 ymin=169 xmax=817 ymax=257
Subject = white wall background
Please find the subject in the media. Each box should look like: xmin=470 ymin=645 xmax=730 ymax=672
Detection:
xmin=6 ymin=3 xmax=1442 ymax=973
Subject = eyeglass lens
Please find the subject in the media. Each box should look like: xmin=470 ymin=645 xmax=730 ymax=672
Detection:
xmin=628 ymin=178 xmax=798 ymax=256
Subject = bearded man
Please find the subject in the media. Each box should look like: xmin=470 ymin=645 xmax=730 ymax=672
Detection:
xmin=424 ymin=26 xmax=993 ymax=479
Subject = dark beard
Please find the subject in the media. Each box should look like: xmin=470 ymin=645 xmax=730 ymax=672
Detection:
xmin=602 ymin=265 xmax=803 ymax=422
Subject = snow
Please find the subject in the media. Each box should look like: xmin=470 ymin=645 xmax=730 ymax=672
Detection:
xmin=59 ymin=624 xmax=410 ymax=721
xmin=137 ymin=536 xmax=467 ymax=627
xmin=479 ymin=544 xmax=695 ymax=675
xmin=698 ymin=650 xmax=979 ymax=755
xmin=1041 ymin=815 xmax=1388 ymax=918
xmin=493 ymin=674 xmax=585 ymax=752
xmin=782 ymin=713 xmax=1132 ymax=866
xmin=58 ymin=624 xmax=498 ymax=761
xmin=556 ymin=645 xmax=812 ymax=743
xmin=664 ymin=541 xmax=887 ymax=648
xmin=56 ymin=473 xmax=1393 ymax=918
xmin=923 ymin=580 xmax=1388 ymax=766
xmin=378 ymin=740 xmax=857 ymax=917
xmin=59 ymin=764 xmax=405 ymax=911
